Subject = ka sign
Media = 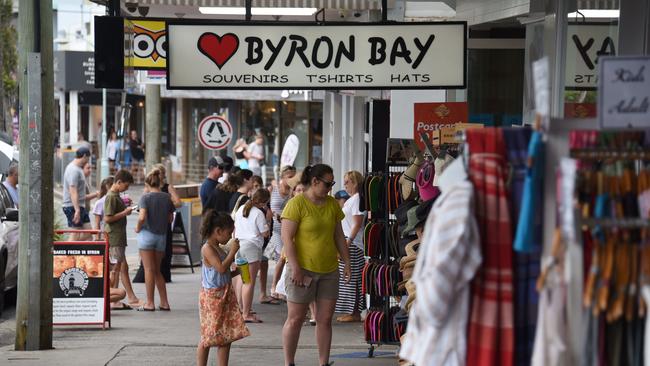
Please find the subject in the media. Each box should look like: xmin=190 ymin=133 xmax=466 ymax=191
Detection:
xmin=166 ymin=22 xmax=466 ymax=89
xmin=566 ymin=23 xmax=618 ymax=90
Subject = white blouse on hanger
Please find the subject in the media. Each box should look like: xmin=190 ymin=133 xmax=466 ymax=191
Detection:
xmin=399 ymin=177 xmax=481 ymax=366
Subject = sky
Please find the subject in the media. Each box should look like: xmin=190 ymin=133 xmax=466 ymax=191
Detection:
xmin=54 ymin=0 xmax=105 ymax=50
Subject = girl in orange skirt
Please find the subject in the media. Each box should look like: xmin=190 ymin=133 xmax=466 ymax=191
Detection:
xmin=197 ymin=210 xmax=250 ymax=366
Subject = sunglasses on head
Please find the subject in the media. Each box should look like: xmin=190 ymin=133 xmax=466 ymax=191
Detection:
xmin=318 ymin=177 xmax=336 ymax=188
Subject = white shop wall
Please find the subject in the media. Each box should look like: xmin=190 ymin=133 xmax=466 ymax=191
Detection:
xmin=389 ymin=90 xmax=446 ymax=139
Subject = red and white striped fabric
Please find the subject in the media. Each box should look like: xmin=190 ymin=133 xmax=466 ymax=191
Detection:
xmin=466 ymin=128 xmax=515 ymax=366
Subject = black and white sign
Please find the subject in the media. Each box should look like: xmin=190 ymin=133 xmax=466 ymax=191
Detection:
xmin=598 ymin=56 xmax=650 ymax=129
xmin=566 ymin=23 xmax=618 ymax=90
xmin=53 ymin=243 xmax=108 ymax=325
xmin=167 ymin=22 xmax=466 ymax=90
xmin=198 ymin=115 xmax=233 ymax=150
xmin=54 ymin=51 xmax=97 ymax=91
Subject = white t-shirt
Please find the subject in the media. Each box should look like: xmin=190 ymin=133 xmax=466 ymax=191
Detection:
xmin=234 ymin=205 xmax=269 ymax=248
xmin=342 ymin=193 xmax=365 ymax=251
xmin=247 ymin=142 xmax=264 ymax=169
xmin=93 ymin=196 xmax=107 ymax=230
xmin=106 ymin=139 xmax=120 ymax=160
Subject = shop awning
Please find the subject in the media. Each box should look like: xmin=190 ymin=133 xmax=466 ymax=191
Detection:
xmin=134 ymin=0 xmax=390 ymax=10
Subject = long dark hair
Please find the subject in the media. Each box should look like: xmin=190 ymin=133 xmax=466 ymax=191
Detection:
xmin=200 ymin=209 xmax=235 ymax=240
xmin=217 ymin=172 xmax=244 ymax=193
xmin=300 ymin=164 xmax=334 ymax=186
xmin=243 ymin=188 xmax=270 ymax=218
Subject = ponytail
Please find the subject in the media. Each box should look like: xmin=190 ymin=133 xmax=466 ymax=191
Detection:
xmin=300 ymin=164 xmax=334 ymax=186
xmin=243 ymin=188 xmax=270 ymax=218
xmin=201 ymin=209 xmax=234 ymax=240
xmin=145 ymin=169 xmax=163 ymax=188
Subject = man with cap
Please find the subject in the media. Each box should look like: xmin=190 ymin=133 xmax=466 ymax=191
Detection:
xmin=200 ymin=155 xmax=233 ymax=207
xmin=62 ymin=147 xmax=94 ymax=240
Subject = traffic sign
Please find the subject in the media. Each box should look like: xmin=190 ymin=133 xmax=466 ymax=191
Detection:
xmin=198 ymin=115 xmax=232 ymax=150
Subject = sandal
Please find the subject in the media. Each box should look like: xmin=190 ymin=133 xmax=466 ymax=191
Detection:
xmin=244 ymin=316 xmax=263 ymax=323
xmin=111 ymin=302 xmax=132 ymax=311
xmin=158 ymin=306 xmax=171 ymax=311
xmin=136 ymin=306 xmax=155 ymax=312
xmin=260 ymin=297 xmax=281 ymax=305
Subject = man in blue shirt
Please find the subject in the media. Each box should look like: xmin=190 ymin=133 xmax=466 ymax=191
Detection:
xmin=3 ymin=163 xmax=18 ymax=208
xmin=200 ymin=155 xmax=233 ymax=207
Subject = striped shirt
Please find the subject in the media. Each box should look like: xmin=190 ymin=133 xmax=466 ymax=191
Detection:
xmin=400 ymin=179 xmax=482 ymax=366
xmin=268 ymin=187 xmax=291 ymax=251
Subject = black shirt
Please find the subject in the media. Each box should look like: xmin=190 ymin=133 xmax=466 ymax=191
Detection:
xmin=203 ymin=187 xmax=236 ymax=214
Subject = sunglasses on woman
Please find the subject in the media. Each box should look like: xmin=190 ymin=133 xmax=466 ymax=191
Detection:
xmin=318 ymin=177 xmax=336 ymax=188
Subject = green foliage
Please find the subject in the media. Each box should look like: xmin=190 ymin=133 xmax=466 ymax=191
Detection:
xmin=0 ymin=0 xmax=17 ymax=98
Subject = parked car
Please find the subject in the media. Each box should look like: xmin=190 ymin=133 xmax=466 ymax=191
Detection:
xmin=0 ymin=181 xmax=18 ymax=314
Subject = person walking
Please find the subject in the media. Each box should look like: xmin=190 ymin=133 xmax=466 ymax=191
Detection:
xmin=134 ymin=169 xmax=176 ymax=311
xmin=335 ymin=171 xmax=366 ymax=322
xmin=104 ymin=169 xmax=143 ymax=309
xmin=106 ymin=130 xmax=120 ymax=173
xmin=62 ymin=147 xmax=92 ymax=240
xmin=197 ymin=210 xmax=250 ymax=366
xmin=247 ymin=134 xmax=265 ymax=177
xmin=281 ymin=164 xmax=351 ymax=366
xmin=268 ymin=166 xmax=297 ymax=299
xmin=234 ymin=189 xmax=271 ymax=323
xmin=129 ymin=130 xmax=145 ymax=184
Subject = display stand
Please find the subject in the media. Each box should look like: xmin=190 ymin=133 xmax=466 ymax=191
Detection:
xmin=170 ymin=212 xmax=195 ymax=272
xmin=53 ymin=229 xmax=111 ymax=329
xmin=364 ymin=164 xmax=407 ymax=358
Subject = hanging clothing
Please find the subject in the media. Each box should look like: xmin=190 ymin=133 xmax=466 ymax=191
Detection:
xmin=531 ymin=270 xmax=569 ymax=366
xmin=335 ymin=245 xmax=366 ymax=314
xmin=466 ymin=128 xmax=515 ymax=366
xmin=503 ymin=127 xmax=540 ymax=366
xmin=267 ymin=187 xmax=290 ymax=261
xmin=399 ymin=178 xmax=481 ymax=366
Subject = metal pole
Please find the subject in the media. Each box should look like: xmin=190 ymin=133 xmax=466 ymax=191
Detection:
xmin=100 ymin=88 xmax=109 ymax=179
xmin=15 ymin=0 xmax=54 ymax=350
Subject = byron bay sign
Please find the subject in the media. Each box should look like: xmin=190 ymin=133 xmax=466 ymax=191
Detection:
xmin=166 ymin=22 xmax=466 ymax=89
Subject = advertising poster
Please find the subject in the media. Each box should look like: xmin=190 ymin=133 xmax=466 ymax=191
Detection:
xmin=413 ymin=102 xmax=468 ymax=151
xmin=125 ymin=19 xmax=167 ymax=70
xmin=53 ymin=243 xmax=108 ymax=325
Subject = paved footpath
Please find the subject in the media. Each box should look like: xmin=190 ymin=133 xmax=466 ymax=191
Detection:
xmin=1 ymin=185 xmax=399 ymax=365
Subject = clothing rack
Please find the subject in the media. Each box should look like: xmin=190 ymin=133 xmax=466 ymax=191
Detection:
xmin=363 ymin=164 xmax=407 ymax=358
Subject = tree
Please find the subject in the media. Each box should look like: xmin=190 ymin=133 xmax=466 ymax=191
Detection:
xmin=0 ymin=0 xmax=17 ymax=136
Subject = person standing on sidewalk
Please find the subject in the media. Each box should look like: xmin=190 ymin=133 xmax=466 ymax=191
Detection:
xmin=62 ymin=147 xmax=92 ymax=240
xmin=129 ymin=130 xmax=145 ymax=184
xmin=135 ymin=169 xmax=176 ymax=311
xmin=197 ymin=210 xmax=249 ymax=366
xmin=268 ymin=166 xmax=297 ymax=300
xmin=281 ymin=164 xmax=351 ymax=366
xmin=200 ymin=156 xmax=227 ymax=207
xmin=234 ymin=188 xmax=271 ymax=323
xmin=335 ymin=171 xmax=366 ymax=322
xmin=104 ymin=169 xmax=143 ymax=309
xmin=93 ymin=176 xmax=114 ymax=240
xmin=83 ymin=162 xmax=100 ymax=212
xmin=247 ymin=134 xmax=265 ymax=177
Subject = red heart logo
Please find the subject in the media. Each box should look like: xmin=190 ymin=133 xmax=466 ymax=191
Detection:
xmin=197 ymin=32 xmax=239 ymax=69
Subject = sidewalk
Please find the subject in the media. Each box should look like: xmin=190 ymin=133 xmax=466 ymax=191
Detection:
xmin=0 ymin=267 xmax=398 ymax=365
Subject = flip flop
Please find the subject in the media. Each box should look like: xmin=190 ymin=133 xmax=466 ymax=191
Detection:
xmin=128 ymin=300 xmax=145 ymax=308
xmin=260 ymin=297 xmax=281 ymax=305
xmin=136 ymin=306 xmax=155 ymax=312
xmin=244 ymin=317 xmax=263 ymax=323
xmin=158 ymin=306 xmax=171 ymax=311
xmin=111 ymin=302 xmax=132 ymax=311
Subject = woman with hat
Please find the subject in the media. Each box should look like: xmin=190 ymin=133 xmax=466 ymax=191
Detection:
xmin=335 ymin=171 xmax=366 ymax=323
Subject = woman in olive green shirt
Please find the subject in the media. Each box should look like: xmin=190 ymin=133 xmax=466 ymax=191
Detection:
xmin=281 ymin=164 xmax=351 ymax=366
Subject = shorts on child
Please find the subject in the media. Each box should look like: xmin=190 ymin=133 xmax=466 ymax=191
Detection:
xmin=237 ymin=240 xmax=263 ymax=263
xmin=109 ymin=246 xmax=126 ymax=264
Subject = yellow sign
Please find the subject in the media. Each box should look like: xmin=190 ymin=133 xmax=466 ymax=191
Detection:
xmin=125 ymin=19 xmax=166 ymax=70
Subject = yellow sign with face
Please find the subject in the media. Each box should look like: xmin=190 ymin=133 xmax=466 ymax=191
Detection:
xmin=125 ymin=19 xmax=166 ymax=70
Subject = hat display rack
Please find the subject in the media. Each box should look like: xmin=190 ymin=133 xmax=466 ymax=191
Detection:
xmin=360 ymin=162 xmax=408 ymax=357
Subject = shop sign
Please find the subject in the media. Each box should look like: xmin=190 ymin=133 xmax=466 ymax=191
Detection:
xmin=566 ymin=23 xmax=618 ymax=90
xmin=54 ymin=51 xmax=96 ymax=91
xmin=125 ymin=19 xmax=167 ymax=70
xmin=167 ymin=22 xmax=466 ymax=89
xmin=53 ymin=243 xmax=108 ymax=325
xmin=414 ymin=102 xmax=468 ymax=150
xmin=198 ymin=115 xmax=233 ymax=150
xmin=598 ymin=56 xmax=650 ymax=129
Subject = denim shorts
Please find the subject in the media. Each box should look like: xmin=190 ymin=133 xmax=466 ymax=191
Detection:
xmin=137 ymin=230 xmax=166 ymax=252
xmin=62 ymin=206 xmax=91 ymax=228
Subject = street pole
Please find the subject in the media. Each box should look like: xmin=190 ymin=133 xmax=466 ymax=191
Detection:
xmin=100 ymin=88 xmax=109 ymax=179
xmin=15 ymin=0 xmax=54 ymax=350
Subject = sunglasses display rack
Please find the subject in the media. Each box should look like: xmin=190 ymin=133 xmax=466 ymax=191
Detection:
xmin=360 ymin=164 xmax=408 ymax=358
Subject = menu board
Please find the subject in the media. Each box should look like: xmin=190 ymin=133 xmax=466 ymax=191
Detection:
xmin=52 ymin=243 xmax=108 ymax=325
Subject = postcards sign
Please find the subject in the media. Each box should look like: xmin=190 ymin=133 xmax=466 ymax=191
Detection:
xmin=166 ymin=22 xmax=466 ymax=89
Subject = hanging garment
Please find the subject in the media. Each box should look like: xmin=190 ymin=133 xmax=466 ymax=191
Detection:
xmin=399 ymin=177 xmax=481 ymax=366
xmin=503 ymin=127 xmax=540 ymax=366
xmin=531 ymin=270 xmax=569 ymax=366
xmin=466 ymin=128 xmax=515 ymax=366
